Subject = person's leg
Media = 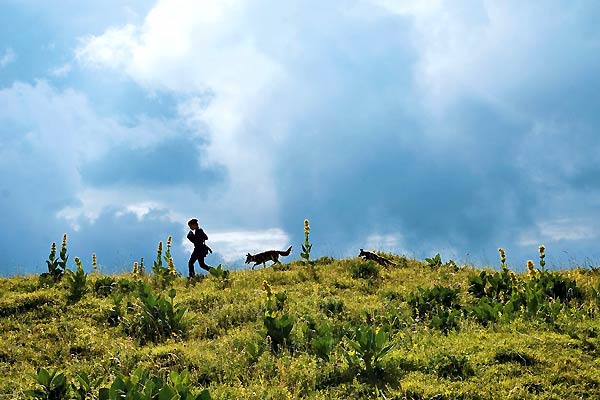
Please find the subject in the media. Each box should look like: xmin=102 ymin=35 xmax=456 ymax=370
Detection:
xmin=188 ymin=251 xmax=199 ymax=277
xmin=199 ymin=257 xmax=212 ymax=272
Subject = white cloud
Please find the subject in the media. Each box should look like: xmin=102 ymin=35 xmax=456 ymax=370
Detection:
xmin=0 ymin=47 xmax=16 ymax=68
xmin=182 ymin=228 xmax=290 ymax=262
xmin=50 ymin=63 xmax=73 ymax=77
xmin=519 ymin=218 xmax=597 ymax=246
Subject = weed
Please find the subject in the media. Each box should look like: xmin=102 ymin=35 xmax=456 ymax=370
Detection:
xmin=93 ymin=276 xmax=116 ymax=298
xmin=65 ymin=257 xmax=88 ymax=304
xmin=208 ymin=264 xmax=230 ymax=288
xmin=494 ymin=348 xmax=537 ymax=366
xmin=428 ymin=353 xmax=474 ymax=380
xmin=349 ymin=260 xmax=380 ymax=279
xmin=124 ymin=284 xmax=187 ymax=344
xmin=25 ymin=368 xmax=68 ymax=400
xmin=301 ymin=219 xmax=313 ymax=265
xmin=319 ymin=297 xmax=344 ymax=316
xmin=343 ymin=323 xmax=394 ymax=378
xmin=40 ymin=235 xmax=68 ymax=284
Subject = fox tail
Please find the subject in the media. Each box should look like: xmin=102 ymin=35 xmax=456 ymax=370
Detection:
xmin=279 ymin=246 xmax=292 ymax=256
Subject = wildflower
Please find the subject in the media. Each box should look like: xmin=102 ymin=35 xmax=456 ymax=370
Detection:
xmin=262 ymin=280 xmax=273 ymax=298
xmin=74 ymin=257 xmax=82 ymax=268
xmin=61 ymin=233 xmax=67 ymax=250
xmin=305 ymin=320 xmax=310 ymax=325
xmin=158 ymin=241 xmax=163 ymax=253
xmin=498 ymin=248 xmax=506 ymax=264
xmin=92 ymin=253 xmax=97 ymax=271
xmin=311 ymin=329 xmax=316 ymax=333
xmin=538 ymin=244 xmax=546 ymax=270
xmin=167 ymin=258 xmax=177 ymax=277
xmin=527 ymin=260 xmax=535 ymax=275
xmin=132 ymin=262 xmax=139 ymax=276
xmin=370 ymin=317 xmax=375 ymax=323
xmin=304 ymin=219 xmax=310 ymax=234
xmin=167 ymin=236 xmax=173 ymax=248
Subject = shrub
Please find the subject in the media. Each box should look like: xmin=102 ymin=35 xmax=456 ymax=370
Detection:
xmin=469 ymin=297 xmax=503 ymax=326
xmin=93 ymin=276 xmax=116 ymax=298
xmin=407 ymin=286 xmax=462 ymax=333
xmin=319 ymin=297 xmax=344 ymax=316
xmin=428 ymin=353 xmax=474 ymax=380
xmin=349 ymin=260 xmax=380 ymax=279
xmin=494 ymin=348 xmax=537 ymax=366
xmin=407 ymin=285 xmax=461 ymax=318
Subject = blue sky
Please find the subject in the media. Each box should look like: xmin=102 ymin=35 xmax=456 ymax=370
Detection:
xmin=1 ymin=0 xmax=600 ymax=275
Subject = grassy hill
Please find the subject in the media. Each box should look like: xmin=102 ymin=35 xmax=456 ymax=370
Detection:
xmin=1 ymin=251 xmax=600 ymax=399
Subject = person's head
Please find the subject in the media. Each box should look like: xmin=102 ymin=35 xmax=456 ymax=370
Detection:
xmin=187 ymin=218 xmax=199 ymax=230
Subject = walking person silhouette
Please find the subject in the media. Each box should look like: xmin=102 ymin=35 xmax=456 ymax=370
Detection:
xmin=186 ymin=218 xmax=212 ymax=278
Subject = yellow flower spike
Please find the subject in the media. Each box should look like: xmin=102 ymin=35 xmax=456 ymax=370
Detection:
xmin=527 ymin=260 xmax=535 ymax=274
xmin=158 ymin=241 xmax=163 ymax=252
xmin=51 ymin=242 xmax=57 ymax=252
xmin=538 ymin=245 xmax=545 ymax=255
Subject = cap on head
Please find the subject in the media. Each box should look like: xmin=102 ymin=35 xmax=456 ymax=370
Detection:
xmin=187 ymin=218 xmax=198 ymax=227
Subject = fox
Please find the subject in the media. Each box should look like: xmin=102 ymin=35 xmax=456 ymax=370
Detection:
xmin=245 ymin=246 xmax=292 ymax=270
xmin=359 ymin=249 xmax=396 ymax=267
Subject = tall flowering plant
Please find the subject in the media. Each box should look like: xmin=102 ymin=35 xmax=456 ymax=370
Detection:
xmin=300 ymin=219 xmax=313 ymax=264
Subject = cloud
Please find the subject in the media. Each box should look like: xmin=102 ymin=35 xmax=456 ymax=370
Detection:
xmin=0 ymin=47 xmax=16 ymax=67
xmin=70 ymin=0 xmax=600 ymax=268
xmin=2 ymin=1 xmax=600 ymax=273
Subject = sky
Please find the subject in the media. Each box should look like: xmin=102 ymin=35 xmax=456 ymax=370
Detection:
xmin=1 ymin=0 xmax=599 ymax=275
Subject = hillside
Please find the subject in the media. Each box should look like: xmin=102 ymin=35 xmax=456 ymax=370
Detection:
xmin=1 ymin=252 xmax=600 ymax=399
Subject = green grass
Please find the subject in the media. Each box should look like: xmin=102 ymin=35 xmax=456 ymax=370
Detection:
xmin=2 ymin=255 xmax=600 ymax=399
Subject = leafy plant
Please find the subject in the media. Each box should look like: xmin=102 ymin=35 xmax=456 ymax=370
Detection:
xmin=262 ymin=280 xmax=294 ymax=351
xmin=264 ymin=314 xmax=294 ymax=352
xmin=469 ymin=297 xmax=503 ymax=326
xmin=209 ymin=264 xmax=230 ymax=288
xmin=425 ymin=253 xmax=443 ymax=268
xmin=494 ymin=348 xmax=536 ymax=366
xmin=41 ymin=235 xmax=69 ymax=284
xmin=70 ymin=372 xmax=104 ymax=400
xmin=407 ymin=285 xmax=462 ymax=332
xmin=25 ymin=368 xmax=68 ymax=400
xmin=65 ymin=257 xmax=88 ymax=304
xmin=319 ymin=297 xmax=344 ymax=316
xmin=343 ymin=324 xmax=394 ymax=377
xmin=302 ymin=317 xmax=339 ymax=361
xmin=107 ymin=294 xmax=124 ymax=327
xmin=93 ymin=276 xmax=116 ymax=298
xmin=300 ymin=219 xmax=313 ymax=264
xmin=428 ymin=353 xmax=474 ymax=380
xmin=349 ymin=260 xmax=380 ymax=279
xmin=98 ymin=368 xmax=211 ymax=400
xmin=124 ymin=284 xmax=187 ymax=344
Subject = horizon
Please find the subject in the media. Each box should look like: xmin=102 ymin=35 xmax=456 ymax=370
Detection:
xmin=1 ymin=1 xmax=600 ymax=276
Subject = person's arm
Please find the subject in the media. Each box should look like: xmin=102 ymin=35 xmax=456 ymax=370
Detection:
xmin=200 ymin=229 xmax=208 ymax=242
xmin=186 ymin=231 xmax=194 ymax=243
